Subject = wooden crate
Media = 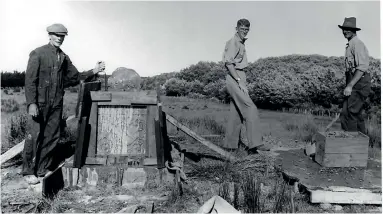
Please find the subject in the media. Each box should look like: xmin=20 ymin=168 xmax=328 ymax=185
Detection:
xmin=314 ymin=131 xmax=369 ymax=167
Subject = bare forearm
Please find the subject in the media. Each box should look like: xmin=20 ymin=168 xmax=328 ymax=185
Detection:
xmin=347 ymin=70 xmax=364 ymax=88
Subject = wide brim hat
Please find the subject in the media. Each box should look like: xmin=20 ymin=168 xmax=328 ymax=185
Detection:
xmin=47 ymin=23 xmax=68 ymax=35
xmin=338 ymin=17 xmax=361 ymax=31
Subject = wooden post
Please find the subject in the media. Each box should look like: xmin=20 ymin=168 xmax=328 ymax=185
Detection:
xmin=74 ymin=117 xmax=88 ymax=168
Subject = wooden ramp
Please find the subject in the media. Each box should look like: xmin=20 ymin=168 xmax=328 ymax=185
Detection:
xmin=274 ymin=148 xmax=382 ymax=205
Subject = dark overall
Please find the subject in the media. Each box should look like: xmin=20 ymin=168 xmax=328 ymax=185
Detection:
xmin=340 ymin=72 xmax=371 ymax=133
xmin=23 ymin=44 xmax=96 ymax=177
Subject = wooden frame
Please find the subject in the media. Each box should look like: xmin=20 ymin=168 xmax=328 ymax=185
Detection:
xmin=73 ymin=82 xmax=168 ymax=169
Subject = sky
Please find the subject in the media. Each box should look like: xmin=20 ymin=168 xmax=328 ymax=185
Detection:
xmin=0 ymin=0 xmax=381 ymax=77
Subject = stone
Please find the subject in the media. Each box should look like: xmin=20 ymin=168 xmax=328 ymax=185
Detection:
xmin=333 ymin=205 xmax=343 ymax=211
xmin=122 ymin=168 xmax=146 ymax=188
xmin=107 ymin=67 xmax=142 ymax=91
xmin=320 ymin=203 xmax=332 ymax=210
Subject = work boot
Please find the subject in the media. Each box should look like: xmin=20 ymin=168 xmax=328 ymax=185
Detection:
xmin=24 ymin=175 xmax=40 ymax=185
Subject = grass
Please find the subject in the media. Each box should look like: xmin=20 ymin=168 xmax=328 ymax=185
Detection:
xmin=1 ymin=98 xmax=20 ymax=113
xmin=282 ymin=113 xmax=320 ymax=142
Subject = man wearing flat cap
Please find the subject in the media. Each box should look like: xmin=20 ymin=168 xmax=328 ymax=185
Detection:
xmin=338 ymin=17 xmax=371 ymax=134
xmin=23 ymin=23 xmax=106 ymax=184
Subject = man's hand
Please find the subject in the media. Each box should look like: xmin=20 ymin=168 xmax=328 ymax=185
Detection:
xmin=28 ymin=104 xmax=39 ymax=117
xmin=238 ymin=81 xmax=248 ymax=94
xmin=93 ymin=61 xmax=106 ymax=74
xmin=343 ymin=86 xmax=353 ymax=96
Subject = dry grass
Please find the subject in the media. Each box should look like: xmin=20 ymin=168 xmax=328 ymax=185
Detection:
xmin=282 ymin=113 xmax=319 ymax=142
xmin=1 ymin=98 xmax=20 ymax=113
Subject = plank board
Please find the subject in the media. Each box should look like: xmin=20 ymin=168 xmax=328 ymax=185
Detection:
xmin=165 ymin=114 xmax=237 ymax=162
xmin=321 ymin=153 xmax=369 ymax=167
xmin=87 ymin=102 xmax=98 ymax=157
xmin=91 ymin=91 xmax=157 ymax=105
xmin=310 ymin=190 xmax=381 ymax=204
xmin=146 ymin=106 xmax=157 ymax=158
xmin=96 ymin=106 xmax=147 ymax=155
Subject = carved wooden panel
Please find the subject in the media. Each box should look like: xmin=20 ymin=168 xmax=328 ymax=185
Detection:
xmin=96 ymin=106 xmax=147 ymax=155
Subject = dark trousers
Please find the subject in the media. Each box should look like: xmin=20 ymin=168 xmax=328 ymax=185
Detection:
xmin=340 ymin=73 xmax=371 ymax=134
xmin=22 ymin=104 xmax=63 ymax=177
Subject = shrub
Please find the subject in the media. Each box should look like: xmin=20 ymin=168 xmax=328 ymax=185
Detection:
xmin=1 ymin=99 xmax=20 ymax=112
xmin=3 ymin=89 xmax=8 ymax=95
xmin=186 ymin=92 xmax=206 ymax=100
xmin=13 ymin=87 xmax=21 ymax=93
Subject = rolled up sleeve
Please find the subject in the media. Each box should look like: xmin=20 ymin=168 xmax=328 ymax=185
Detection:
xmin=25 ymin=50 xmax=40 ymax=107
xmin=354 ymin=41 xmax=370 ymax=72
xmin=222 ymin=39 xmax=239 ymax=66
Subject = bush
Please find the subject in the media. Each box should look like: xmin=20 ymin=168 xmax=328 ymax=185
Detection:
xmin=1 ymin=99 xmax=20 ymax=112
xmin=3 ymin=89 xmax=8 ymax=95
xmin=13 ymin=88 xmax=21 ymax=93
xmin=187 ymin=92 xmax=206 ymax=99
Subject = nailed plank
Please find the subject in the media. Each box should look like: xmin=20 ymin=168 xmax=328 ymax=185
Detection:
xmin=73 ymin=117 xmax=88 ymax=168
xmin=147 ymin=106 xmax=157 ymax=158
xmin=310 ymin=190 xmax=382 ymax=204
xmin=92 ymin=91 xmax=157 ymax=105
xmin=1 ymin=115 xmax=76 ymax=165
xmin=165 ymin=114 xmax=237 ymax=162
xmin=85 ymin=157 xmax=107 ymax=165
xmin=320 ymin=153 xmax=369 ymax=167
xmin=87 ymin=102 xmax=98 ymax=157
xmin=90 ymin=92 xmax=112 ymax=101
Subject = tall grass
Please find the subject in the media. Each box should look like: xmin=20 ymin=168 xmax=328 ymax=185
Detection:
xmin=1 ymin=98 xmax=20 ymax=113
xmin=168 ymin=116 xmax=225 ymax=136
xmin=282 ymin=114 xmax=319 ymax=142
xmin=366 ymin=116 xmax=381 ymax=148
xmin=2 ymin=112 xmax=28 ymax=153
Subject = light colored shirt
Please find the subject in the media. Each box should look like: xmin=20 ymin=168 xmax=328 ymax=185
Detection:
xmin=345 ymin=36 xmax=370 ymax=74
xmin=222 ymin=33 xmax=248 ymax=70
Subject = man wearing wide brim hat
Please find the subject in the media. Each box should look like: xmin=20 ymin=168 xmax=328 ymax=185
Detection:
xmin=338 ymin=17 xmax=371 ymax=133
xmin=22 ymin=23 xmax=106 ymax=185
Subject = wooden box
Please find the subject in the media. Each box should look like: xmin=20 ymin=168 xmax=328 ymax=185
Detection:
xmin=314 ymin=131 xmax=370 ymax=167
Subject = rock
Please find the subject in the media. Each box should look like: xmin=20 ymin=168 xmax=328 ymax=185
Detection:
xmin=333 ymin=205 xmax=343 ymax=211
xmin=320 ymin=203 xmax=332 ymax=210
xmin=107 ymin=67 xmax=141 ymax=91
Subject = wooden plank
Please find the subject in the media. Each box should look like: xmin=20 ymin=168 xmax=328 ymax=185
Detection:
xmin=143 ymin=158 xmax=157 ymax=166
xmin=321 ymin=153 xmax=368 ymax=167
xmin=75 ymin=83 xmax=85 ymax=118
xmin=0 ymin=115 xmax=76 ymax=166
xmin=0 ymin=140 xmax=24 ymax=165
xmin=147 ymin=106 xmax=157 ymax=158
xmin=73 ymin=117 xmax=88 ymax=168
xmin=90 ymin=92 xmax=112 ymax=101
xmin=310 ymin=190 xmax=382 ymax=204
xmin=92 ymin=91 xmax=157 ymax=105
xmin=87 ymin=102 xmax=98 ymax=157
xmin=97 ymin=100 xmax=157 ymax=106
xmin=85 ymin=157 xmax=107 ymax=165
xmin=165 ymin=114 xmax=237 ymax=162
xmin=318 ymin=132 xmax=369 ymax=154
xmin=155 ymin=119 xmax=164 ymax=168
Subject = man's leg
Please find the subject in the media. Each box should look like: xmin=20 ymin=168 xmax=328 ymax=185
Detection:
xmin=36 ymin=106 xmax=63 ymax=177
xmin=223 ymin=98 xmax=242 ymax=149
xmin=225 ymin=73 xmax=264 ymax=151
xmin=22 ymin=114 xmax=43 ymax=184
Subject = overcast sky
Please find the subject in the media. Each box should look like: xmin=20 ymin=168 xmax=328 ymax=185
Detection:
xmin=0 ymin=0 xmax=380 ymax=77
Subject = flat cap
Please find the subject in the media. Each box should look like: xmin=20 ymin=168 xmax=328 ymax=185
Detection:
xmin=46 ymin=23 xmax=68 ymax=35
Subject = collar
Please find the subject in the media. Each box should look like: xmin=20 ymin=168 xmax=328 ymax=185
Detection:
xmin=346 ymin=35 xmax=358 ymax=47
xmin=235 ymin=33 xmax=247 ymax=44
xmin=46 ymin=43 xmax=62 ymax=54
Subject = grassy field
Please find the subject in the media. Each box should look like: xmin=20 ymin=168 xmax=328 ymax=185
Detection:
xmin=1 ymin=88 xmax=381 ymax=213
